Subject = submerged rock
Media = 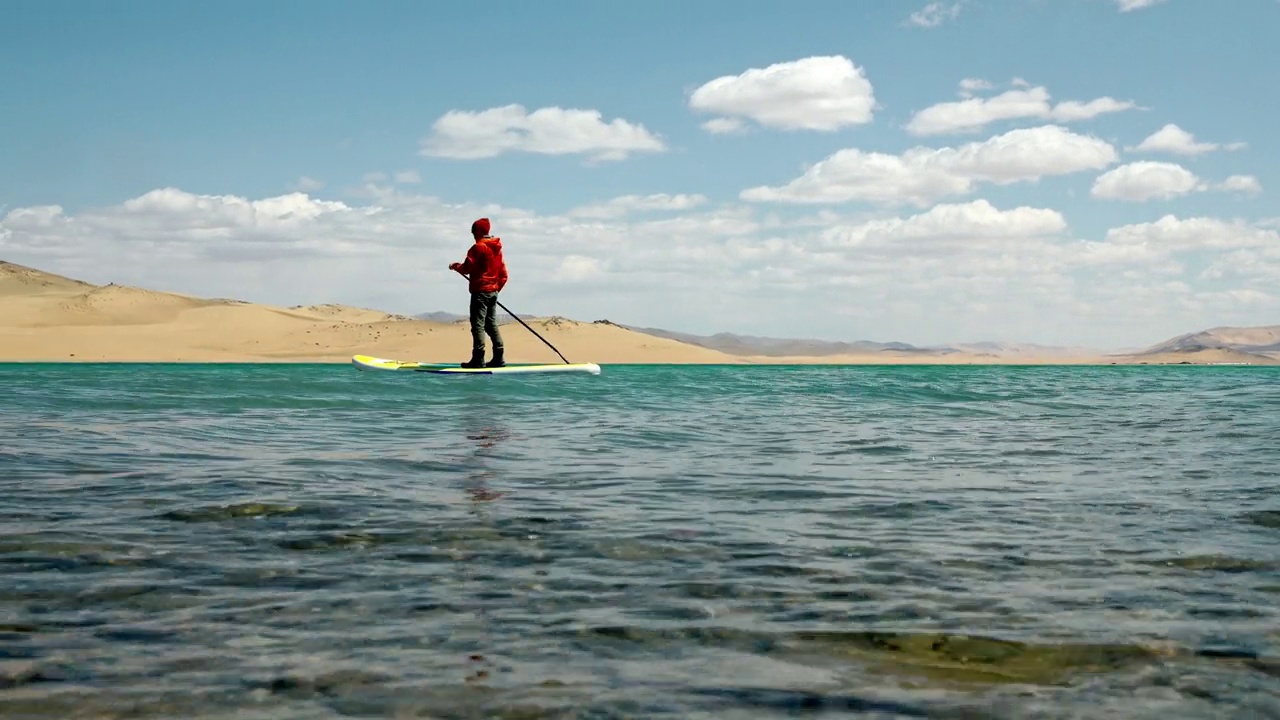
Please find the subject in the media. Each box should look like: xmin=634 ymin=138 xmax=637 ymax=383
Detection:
xmin=159 ymin=502 xmax=301 ymax=522
xmin=791 ymin=630 xmax=1167 ymax=686
xmin=1243 ymin=510 xmax=1280 ymax=530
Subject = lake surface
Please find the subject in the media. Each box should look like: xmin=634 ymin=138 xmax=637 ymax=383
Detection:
xmin=2 ymin=362 xmax=1278 ymax=719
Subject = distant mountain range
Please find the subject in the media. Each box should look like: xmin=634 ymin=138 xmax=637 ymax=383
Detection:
xmin=617 ymin=326 xmax=1109 ymax=358
xmin=1139 ymin=326 xmax=1280 ymax=356
xmin=413 ymin=311 xmax=470 ymax=324
xmin=414 ymin=310 xmax=1278 ymax=361
xmin=3 ymin=256 xmax=1272 ymax=365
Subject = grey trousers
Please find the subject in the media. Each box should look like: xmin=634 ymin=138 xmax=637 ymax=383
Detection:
xmin=469 ymin=292 xmax=503 ymax=353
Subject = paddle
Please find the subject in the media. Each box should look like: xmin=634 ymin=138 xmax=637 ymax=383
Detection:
xmin=452 ymin=268 xmax=571 ymax=364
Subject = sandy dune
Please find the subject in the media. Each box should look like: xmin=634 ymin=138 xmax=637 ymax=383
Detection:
xmin=288 ymin=304 xmax=414 ymax=324
xmin=1 ymin=260 xmax=1276 ymax=365
xmin=1142 ymin=326 xmax=1280 ymax=355
xmin=0 ymin=261 xmax=736 ymax=364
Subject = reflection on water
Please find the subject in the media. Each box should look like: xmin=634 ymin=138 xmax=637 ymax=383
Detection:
xmin=458 ymin=407 xmax=512 ymax=688
xmin=0 ymin=363 xmax=1278 ymax=718
xmin=463 ymin=414 xmax=511 ymax=505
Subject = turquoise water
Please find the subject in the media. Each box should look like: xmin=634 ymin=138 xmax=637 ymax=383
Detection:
xmin=2 ymin=362 xmax=1278 ymax=718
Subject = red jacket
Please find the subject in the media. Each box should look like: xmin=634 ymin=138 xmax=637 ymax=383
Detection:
xmin=456 ymin=236 xmax=508 ymax=294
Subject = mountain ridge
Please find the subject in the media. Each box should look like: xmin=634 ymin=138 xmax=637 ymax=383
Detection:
xmin=1 ymin=260 xmax=1274 ymax=364
xmin=409 ymin=307 xmax=1279 ymax=361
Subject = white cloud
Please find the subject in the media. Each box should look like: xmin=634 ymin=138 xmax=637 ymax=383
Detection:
xmin=3 ymin=205 xmax=65 ymax=228
xmin=1194 ymin=288 xmax=1279 ymax=310
xmin=1071 ymin=238 xmax=1167 ymax=268
xmin=1102 ymin=215 xmax=1280 ymax=251
xmin=3 ymin=185 xmax=1276 ymax=349
xmin=701 ymin=118 xmax=747 ymax=135
xmin=742 ymin=125 xmax=1118 ymax=206
xmin=567 ymin=193 xmax=709 ymax=219
xmin=906 ymin=84 xmax=1137 ymax=136
xmin=1048 ymin=97 xmax=1139 ymax=121
xmin=887 ymin=199 xmax=1067 ymax=238
xmin=1127 ymin=123 xmax=1247 ymax=155
xmin=552 ymin=255 xmax=607 ymax=284
xmin=1 ymin=189 xmax=364 ymax=267
xmin=688 ymin=55 xmax=877 ymax=132
xmin=418 ymin=104 xmax=666 ymax=161
xmin=1216 ymin=175 xmax=1262 ymax=194
xmin=1059 ymin=215 xmax=1280 ymax=334
xmin=1200 ymin=247 xmax=1280 ymax=285
xmin=293 ymin=176 xmax=324 ymax=192
xmin=1091 ymin=162 xmax=1263 ymax=202
xmin=958 ymin=78 xmax=994 ymax=97
xmin=908 ymin=2 xmax=962 ymax=27
xmin=822 ymin=199 xmax=1066 ymax=248
xmin=1116 ymin=0 xmax=1169 ymax=11
xmin=1091 ymin=161 xmax=1202 ymax=201
xmin=394 ymin=170 xmax=422 ymax=184
xmin=119 ymin=188 xmax=353 ymax=227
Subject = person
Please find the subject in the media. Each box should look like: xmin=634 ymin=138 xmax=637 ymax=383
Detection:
xmin=449 ymin=217 xmax=508 ymax=368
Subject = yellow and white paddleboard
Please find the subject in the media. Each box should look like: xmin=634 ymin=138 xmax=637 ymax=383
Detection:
xmin=351 ymin=354 xmax=601 ymax=375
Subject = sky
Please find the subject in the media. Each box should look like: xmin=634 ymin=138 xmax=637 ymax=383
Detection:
xmin=2 ymin=0 xmax=1278 ymax=349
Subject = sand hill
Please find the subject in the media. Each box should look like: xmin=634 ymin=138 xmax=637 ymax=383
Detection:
xmin=1138 ymin=326 xmax=1280 ymax=357
xmin=1 ymin=260 xmax=1277 ymax=365
xmin=0 ymin=261 xmax=734 ymax=364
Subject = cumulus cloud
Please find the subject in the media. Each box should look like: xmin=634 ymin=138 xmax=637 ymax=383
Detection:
xmin=552 ymin=255 xmax=608 ymax=284
xmin=906 ymin=84 xmax=1138 ymax=136
xmin=958 ymin=78 xmax=994 ymax=97
xmin=821 ymin=199 xmax=1066 ymax=249
xmin=1091 ymin=162 xmax=1263 ymax=202
xmin=742 ymin=125 xmax=1118 ymax=206
xmin=293 ymin=176 xmax=324 ymax=192
xmin=1060 ymin=214 xmax=1280 ymax=334
xmin=1216 ymin=175 xmax=1262 ymax=194
xmin=1102 ymin=215 xmax=1280 ymax=251
xmin=1115 ymin=0 xmax=1169 ymax=11
xmin=1090 ymin=161 xmax=1202 ymax=201
xmin=3 ymin=185 xmax=1276 ymax=348
xmin=119 ymin=188 xmax=353 ymax=227
xmin=1 ymin=188 xmax=366 ymax=266
xmin=701 ymin=118 xmax=747 ymax=135
xmin=1200 ymin=247 xmax=1280 ymax=285
xmin=908 ymin=2 xmax=962 ymax=27
xmin=418 ymin=104 xmax=666 ymax=161
xmin=567 ymin=193 xmax=709 ymax=219
xmin=1126 ymin=123 xmax=1247 ymax=155
xmin=688 ymin=55 xmax=877 ymax=132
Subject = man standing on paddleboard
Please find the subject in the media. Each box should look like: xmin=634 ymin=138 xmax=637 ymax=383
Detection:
xmin=449 ymin=218 xmax=508 ymax=368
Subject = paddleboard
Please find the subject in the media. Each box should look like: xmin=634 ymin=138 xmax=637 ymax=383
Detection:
xmin=351 ymin=354 xmax=601 ymax=375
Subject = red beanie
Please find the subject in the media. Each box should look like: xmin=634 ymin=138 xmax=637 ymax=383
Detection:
xmin=471 ymin=218 xmax=490 ymax=237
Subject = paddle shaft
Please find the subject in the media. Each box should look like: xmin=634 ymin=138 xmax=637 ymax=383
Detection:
xmin=453 ymin=269 xmax=570 ymax=364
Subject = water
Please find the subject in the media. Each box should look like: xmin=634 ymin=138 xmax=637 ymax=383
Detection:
xmin=1 ymin=362 xmax=1278 ymax=719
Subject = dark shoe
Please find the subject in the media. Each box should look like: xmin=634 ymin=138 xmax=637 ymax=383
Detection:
xmin=461 ymin=350 xmax=485 ymax=368
xmin=485 ymin=348 xmax=505 ymax=368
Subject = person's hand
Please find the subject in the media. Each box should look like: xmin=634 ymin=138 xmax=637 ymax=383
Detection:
xmin=449 ymin=263 xmax=460 ymax=271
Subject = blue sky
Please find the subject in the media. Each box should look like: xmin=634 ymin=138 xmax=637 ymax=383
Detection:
xmin=3 ymin=0 xmax=1278 ymax=348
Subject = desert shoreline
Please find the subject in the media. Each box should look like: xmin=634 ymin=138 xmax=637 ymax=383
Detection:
xmin=0 ymin=360 xmax=1125 ymax=365
xmin=2 ymin=358 xmax=1270 ymax=367
xmin=2 ymin=260 xmax=1278 ymax=367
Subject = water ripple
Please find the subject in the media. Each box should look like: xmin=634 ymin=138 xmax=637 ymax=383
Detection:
xmin=1 ymin=362 xmax=1278 ymax=718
